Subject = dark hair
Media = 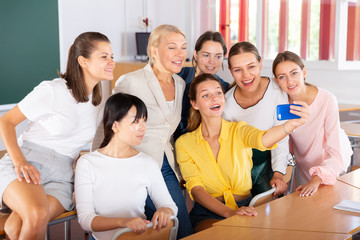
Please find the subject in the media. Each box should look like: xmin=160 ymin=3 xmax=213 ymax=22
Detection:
xmin=272 ymin=51 xmax=305 ymax=77
xmin=228 ymin=41 xmax=261 ymax=69
xmin=58 ymin=32 xmax=110 ymax=106
xmin=100 ymin=93 xmax=148 ymax=148
xmin=187 ymin=73 xmax=224 ymax=132
xmin=193 ymin=31 xmax=227 ymax=68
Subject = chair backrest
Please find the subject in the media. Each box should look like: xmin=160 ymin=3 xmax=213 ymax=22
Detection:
xmin=0 ymin=151 xmax=7 ymax=159
xmin=249 ymin=187 xmax=276 ymax=207
xmin=112 ymin=216 xmax=178 ymax=240
xmin=284 ymin=154 xmax=296 ymax=194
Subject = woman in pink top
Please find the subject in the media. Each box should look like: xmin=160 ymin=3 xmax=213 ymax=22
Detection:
xmin=272 ymin=51 xmax=352 ymax=197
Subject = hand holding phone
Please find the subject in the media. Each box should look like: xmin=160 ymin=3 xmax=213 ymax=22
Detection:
xmin=277 ymin=104 xmax=302 ymax=120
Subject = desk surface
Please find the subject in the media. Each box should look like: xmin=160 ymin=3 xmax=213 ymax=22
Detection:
xmin=338 ymin=169 xmax=360 ymax=189
xmin=339 ymin=104 xmax=360 ymax=112
xmin=214 ymin=181 xmax=360 ymax=235
xmin=340 ymin=122 xmax=360 ymax=137
xmin=182 ymin=226 xmax=352 ymax=240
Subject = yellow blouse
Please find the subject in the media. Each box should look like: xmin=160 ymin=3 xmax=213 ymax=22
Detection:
xmin=175 ymin=119 xmax=277 ymax=210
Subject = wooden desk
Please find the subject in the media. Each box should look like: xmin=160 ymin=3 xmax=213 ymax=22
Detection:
xmin=112 ymin=62 xmax=147 ymax=89
xmin=340 ymin=122 xmax=360 ymax=137
xmin=338 ymin=168 xmax=360 ymax=189
xmin=112 ymin=61 xmax=193 ymax=90
xmin=214 ymin=181 xmax=360 ymax=235
xmin=182 ymin=226 xmax=352 ymax=240
xmin=339 ymin=104 xmax=360 ymax=112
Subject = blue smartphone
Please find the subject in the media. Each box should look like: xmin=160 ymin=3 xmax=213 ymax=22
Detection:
xmin=276 ymin=104 xmax=302 ymax=120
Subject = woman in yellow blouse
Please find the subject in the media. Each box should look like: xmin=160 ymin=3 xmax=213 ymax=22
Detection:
xmin=175 ymin=73 xmax=308 ymax=228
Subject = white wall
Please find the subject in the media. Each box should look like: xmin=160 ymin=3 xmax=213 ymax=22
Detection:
xmin=1 ymin=0 xmax=359 ymax=151
xmin=58 ymin=0 xmax=195 ymax=72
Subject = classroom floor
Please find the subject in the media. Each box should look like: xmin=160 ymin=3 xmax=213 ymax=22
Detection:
xmin=48 ymin=220 xmax=90 ymax=240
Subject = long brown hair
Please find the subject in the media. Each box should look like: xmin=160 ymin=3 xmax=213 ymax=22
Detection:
xmin=227 ymin=41 xmax=262 ymax=89
xmin=272 ymin=51 xmax=312 ymax=86
xmin=272 ymin=51 xmax=305 ymax=77
xmin=187 ymin=73 xmax=224 ymax=132
xmin=58 ymin=32 xmax=110 ymax=106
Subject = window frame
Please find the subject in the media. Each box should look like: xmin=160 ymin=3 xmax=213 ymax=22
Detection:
xmin=219 ymin=0 xmax=360 ymax=71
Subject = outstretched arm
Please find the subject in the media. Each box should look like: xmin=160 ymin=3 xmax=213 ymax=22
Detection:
xmin=262 ymin=101 xmax=309 ymax=148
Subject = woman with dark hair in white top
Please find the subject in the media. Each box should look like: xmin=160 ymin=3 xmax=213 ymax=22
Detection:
xmin=75 ymin=93 xmax=177 ymax=240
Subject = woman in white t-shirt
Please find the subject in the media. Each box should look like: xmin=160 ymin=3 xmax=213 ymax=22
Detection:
xmin=75 ymin=93 xmax=177 ymax=240
xmin=223 ymin=41 xmax=290 ymax=197
xmin=0 ymin=32 xmax=114 ymax=239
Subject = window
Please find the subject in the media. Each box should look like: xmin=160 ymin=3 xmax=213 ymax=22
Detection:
xmin=216 ymin=0 xmax=360 ymax=69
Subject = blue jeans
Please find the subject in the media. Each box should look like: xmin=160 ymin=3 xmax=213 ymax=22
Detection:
xmin=189 ymin=195 xmax=252 ymax=228
xmin=145 ymin=155 xmax=193 ymax=239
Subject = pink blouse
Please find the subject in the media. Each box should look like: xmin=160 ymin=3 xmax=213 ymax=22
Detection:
xmin=290 ymin=88 xmax=352 ymax=186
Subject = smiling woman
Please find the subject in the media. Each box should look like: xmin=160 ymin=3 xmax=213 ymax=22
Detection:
xmin=272 ymin=51 xmax=353 ymax=197
xmin=223 ymin=41 xmax=290 ymax=198
xmin=0 ymin=32 xmax=113 ymax=239
xmin=175 ymin=73 xmax=308 ymax=231
xmin=92 ymin=25 xmax=193 ymax=238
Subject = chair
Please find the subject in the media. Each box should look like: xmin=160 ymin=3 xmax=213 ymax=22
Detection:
xmin=0 ymin=213 xmax=9 ymax=239
xmin=0 ymin=210 xmax=77 ymax=240
xmin=111 ymin=216 xmax=178 ymax=240
xmin=46 ymin=210 xmax=77 ymax=240
xmin=249 ymin=187 xmax=276 ymax=207
xmin=284 ymin=154 xmax=296 ymax=195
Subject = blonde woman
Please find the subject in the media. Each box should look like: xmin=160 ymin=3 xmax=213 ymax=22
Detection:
xmin=92 ymin=25 xmax=193 ymax=238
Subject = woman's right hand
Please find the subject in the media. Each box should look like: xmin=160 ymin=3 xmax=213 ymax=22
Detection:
xmin=234 ymin=206 xmax=257 ymax=216
xmin=286 ymin=101 xmax=310 ymax=130
xmin=125 ymin=217 xmax=150 ymax=234
xmin=13 ymin=159 xmax=41 ymax=185
xmin=225 ymin=206 xmax=257 ymax=218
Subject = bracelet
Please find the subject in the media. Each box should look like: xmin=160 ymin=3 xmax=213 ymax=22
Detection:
xmin=283 ymin=123 xmax=294 ymax=135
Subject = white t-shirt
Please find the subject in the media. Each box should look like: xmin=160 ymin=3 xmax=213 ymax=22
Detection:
xmin=75 ymin=150 xmax=178 ymax=240
xmin=223 ymin=79 xmax=289 ymax=174
xmin=18 ymin=78 xmax=103 ymax=159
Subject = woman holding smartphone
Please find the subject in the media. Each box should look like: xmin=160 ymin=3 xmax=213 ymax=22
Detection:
xmin=272 ymin=51 xmax=352 ymax=197
xmin=92 ymin=24 xmax=193 ymax=238
xmin=223 ymin=42 xmax=290 ymax=197
xmin=176 ymin=73 xmax=308 ymax=229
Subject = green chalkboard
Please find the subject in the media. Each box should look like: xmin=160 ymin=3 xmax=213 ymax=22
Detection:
xmin=0 ymin=0 xmax=59 ymax=105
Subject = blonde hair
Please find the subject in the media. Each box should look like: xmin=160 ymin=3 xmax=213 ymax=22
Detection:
xmin=147 ymin=25 xmax=185 ymax=64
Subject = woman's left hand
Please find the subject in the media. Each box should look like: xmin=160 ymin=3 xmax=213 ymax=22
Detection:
xmin=270 ymin=172 xmax=288 ymax=197
xmin=296 ymin=175 xmax=322 ymax=197
xmin=151 ymin=207 xmax=174 ymax=231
